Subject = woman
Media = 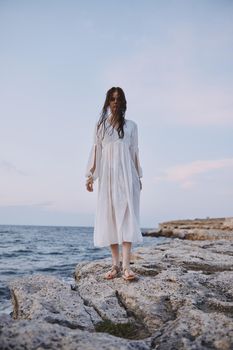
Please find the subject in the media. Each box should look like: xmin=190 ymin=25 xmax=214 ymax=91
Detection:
xmin=85 ymin=87 xmax=143 ymax=281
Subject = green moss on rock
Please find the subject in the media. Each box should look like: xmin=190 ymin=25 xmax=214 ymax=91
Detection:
xmin=95 ymin=320 xmax=149 ymax=339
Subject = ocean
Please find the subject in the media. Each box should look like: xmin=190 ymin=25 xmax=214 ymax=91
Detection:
xmin=0 ymin=224 xmax=171 ymax=316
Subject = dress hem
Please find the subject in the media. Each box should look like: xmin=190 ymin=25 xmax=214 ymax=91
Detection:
xmin=93 ymin=237 xmax=143 ymax=248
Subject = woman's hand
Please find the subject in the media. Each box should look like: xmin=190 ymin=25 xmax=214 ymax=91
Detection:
xmin=86 ymin=176 xmax=94 ymax=192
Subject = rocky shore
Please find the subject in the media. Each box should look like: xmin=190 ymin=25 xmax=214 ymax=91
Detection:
xmin=1 ymin=218 xmax=233 ymax=349
xmin=143 ymin=217 xmax=233 ymax=240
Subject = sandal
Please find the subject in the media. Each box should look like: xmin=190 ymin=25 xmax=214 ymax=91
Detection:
xmin=104 ymin=265 xmax=121 ymax=279
xmin=122 ymin=267 xmax=136 ymax=281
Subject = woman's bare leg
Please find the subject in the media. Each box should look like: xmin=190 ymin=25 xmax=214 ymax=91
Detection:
xmin=104 ymin=243 xmax=120 ymax=279
xmin=122 ymin=241 xmax=135 ymax=279
xmin=110 ymin=243 xmax=120 ymax=266
xmin=122 ymin=241 xmax=131 ymax=269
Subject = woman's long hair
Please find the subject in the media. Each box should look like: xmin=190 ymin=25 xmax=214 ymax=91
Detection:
xmin=97 ymin=87 xmax=127 ymax=139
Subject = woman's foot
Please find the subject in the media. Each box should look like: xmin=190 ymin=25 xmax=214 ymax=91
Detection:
xmin=104 ymin=265 xmax=121 ymax=279
xmin=122 ymin=267 xmax=136 ymax=281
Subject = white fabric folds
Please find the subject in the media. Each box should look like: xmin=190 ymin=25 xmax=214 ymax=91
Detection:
xmin=85 ymin=117 xmax=143 ymax=247
xmin=85 ymin=122 xmax=103 ymax=181
xmin=129 ymin=122 xmax=143 ymax=178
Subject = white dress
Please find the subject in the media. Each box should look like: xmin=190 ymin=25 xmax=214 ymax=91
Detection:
xmin=85 ymin=116 xmax=143 ymax=247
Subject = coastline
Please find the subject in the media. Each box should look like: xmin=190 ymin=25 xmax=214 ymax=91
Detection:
xmin=1 ymin=217 xmax=233 ymax=349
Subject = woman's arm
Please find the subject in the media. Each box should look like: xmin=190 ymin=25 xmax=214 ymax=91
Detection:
xmin=85 ymin=122 xmax=102 ymax=190
xmin=129 ymin=121 xmax=143 ymax=190
xmin=132 ymin=122 xmax=143 ymax=179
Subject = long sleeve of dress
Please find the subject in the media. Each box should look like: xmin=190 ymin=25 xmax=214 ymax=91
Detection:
xmin=130 ymin=122 xmax=143 ymax=178
xmin=85 ymin=122 xmax=102 ymax=181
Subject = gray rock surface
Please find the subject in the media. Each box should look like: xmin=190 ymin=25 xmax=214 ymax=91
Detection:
xmin=0 ymin=319 xmax=150 ymax=350
xmin=8 ymin=274 xmax=101 ymax=330
xmin=1 ymin=238 xmax=233 ymax=349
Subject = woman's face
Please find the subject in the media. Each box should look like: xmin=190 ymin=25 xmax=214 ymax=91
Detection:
xmin=109 ymin=91 xmax=121 ymax=114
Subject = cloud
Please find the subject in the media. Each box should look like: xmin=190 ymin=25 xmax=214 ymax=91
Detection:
xmin=155 ymin=158 xmax=233 ymax=188
xmin=30 ymin=201 xmax=54 ymax=208
xmin=0 ymin=201 xmax=54 ymax=209
xmin=0 ymin=160 xmax=28 ymax=176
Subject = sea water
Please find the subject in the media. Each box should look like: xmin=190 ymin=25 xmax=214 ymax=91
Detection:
xmin=0 ymin=224 xmax=171 ymax=315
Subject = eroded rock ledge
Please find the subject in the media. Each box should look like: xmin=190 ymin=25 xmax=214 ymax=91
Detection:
xmin=143 ymin=217 xmax=233 ymax=240
xmin=1 ymin=238 xmax=233 ymax=349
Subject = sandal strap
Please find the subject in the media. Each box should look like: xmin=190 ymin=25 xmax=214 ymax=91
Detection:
xmin=111 ymin=265 xmax=121 ymax=273
xmin=105 ymin=265 xmax=121 ymax=279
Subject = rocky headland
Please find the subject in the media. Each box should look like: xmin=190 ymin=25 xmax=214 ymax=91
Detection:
xmin=1 ymin=217 xmax=233 ymax=349
xmin=143 ymin=217 xmax=233 ymax=240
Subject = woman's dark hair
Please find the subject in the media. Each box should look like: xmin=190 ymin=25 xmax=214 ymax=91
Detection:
xmin=97 ymin=87 xmax=127 ymax=139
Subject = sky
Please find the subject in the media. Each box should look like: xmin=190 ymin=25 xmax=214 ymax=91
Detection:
xmin=0 ymin=0 xmax=232 ymax=228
